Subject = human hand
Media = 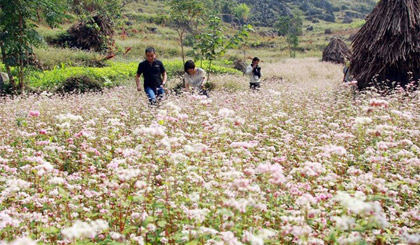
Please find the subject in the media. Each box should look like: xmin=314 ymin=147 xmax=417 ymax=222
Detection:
xmin=137 ymin=86 xmax=142 ymax=92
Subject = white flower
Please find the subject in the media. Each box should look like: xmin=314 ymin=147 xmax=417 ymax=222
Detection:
xmin=242 ymin=231 xmax=264 ymax=245
xmin=0 ymin=211 xmax=21 ymax=229
xmin=184 ymin=143 xmax=207 ymax=154
xmin=48 ymin=177 xmax=66 ymax=185
xmin=107 ymin=158 xmax=126 ymax=169
xmin=133 ymin=124 xmax=166 ymax=137
xmin=169 ymin=153 xmax=188 ymax=164
xmin=110 ymin=232 xmax=124 ymax=241
xmin=189 ymin=192 xmax=200 ymax=202
xmin=401 ymin=233 xmax=420 ymax=244
xmin=135 ymin=181 xmax=147 ymax=189
xmin=322 ymin=145 xmax=347 ymax=156
xmin=220 ymin=231 xmax=242 ymax=245
xmin=56 ymin=113 xmax=83 ymax=122
xmin=146 ymin=223 xmax=156 ymax=232
xmin=369 ymin=98 xmax=389 ymax=108
xmin=61 ymin=219 xmax=108 ymax=240
xmin=159 ymin=137 xmax=171 ymax=150
xmin=218 ymin=108 xmax=235 ymax=118
xmin=115 ymin=168 xmax=141 ymax=181
xmin=354 ymin=117 xmax=372 ymax=126
xmin=333 ymin=216 xmax=355 ymax=231
xmin=57 ymin=122 xmax=71 ymax=129
xmin=230 ymin=141 xmax=258 ymax=149
xmin=8 ymin=237 xmax=37 ymax=245
xmin=296 ymin=193 xmax=316 ymax=208
xmin=184 ymin=208 xmax=210 ymax=223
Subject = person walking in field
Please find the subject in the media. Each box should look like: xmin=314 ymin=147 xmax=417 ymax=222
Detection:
xmin=183 ymin=60 xmax=209 ymax=97
xmin=245 ymin=57 xmax=262 ymax=90
xmin=136 ymin=47 xmax=167 ymax=105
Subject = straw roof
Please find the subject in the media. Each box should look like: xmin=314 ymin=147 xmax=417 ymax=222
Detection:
xmin=350 ymin=0 xmax=420 ymax=90
xmin=322 ymin=38 xmax=351 ymax=64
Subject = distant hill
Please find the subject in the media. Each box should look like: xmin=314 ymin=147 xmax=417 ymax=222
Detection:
xmin=237 ymin=0 xmax=377 ymax=26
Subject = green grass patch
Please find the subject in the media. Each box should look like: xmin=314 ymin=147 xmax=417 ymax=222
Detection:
xmin=26 ymin=60 xmax=240 ymax=90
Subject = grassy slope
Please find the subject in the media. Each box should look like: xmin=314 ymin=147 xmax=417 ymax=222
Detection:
xmin=25 ymin=0 xmax=372 ymax=90
xmin=35 ymin=0 xmax=368 ymax=63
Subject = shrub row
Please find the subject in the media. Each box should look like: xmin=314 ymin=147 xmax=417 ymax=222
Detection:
xmin=25 ymin=60 xmax=240 ymax=92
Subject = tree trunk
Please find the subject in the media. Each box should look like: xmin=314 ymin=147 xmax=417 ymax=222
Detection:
xmin=0 ymin=41 xmax=15 ymax=90
xmin=180 ymin=32 xmax=185 ymax=64
xmin=208 ymin=59 xmax=213 ymax=81
xmin=18 ymin=15 xmax=25 ymax=91
xmin=177 ymin=29 xmax=185 ymax=64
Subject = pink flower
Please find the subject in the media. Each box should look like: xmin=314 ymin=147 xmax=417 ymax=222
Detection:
xmin=28 ymin=110 xmax=40 ymax=117
xmin=369 ymin=99 xmax=389 ymax=108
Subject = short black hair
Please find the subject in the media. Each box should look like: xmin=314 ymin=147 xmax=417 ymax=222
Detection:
xmin=145 ymin=47 xmax=156 ymax=54
xmin=252 ymin=57 xmax=260 ymax=62
xmin=184 ymin=60 xmax=195 ymax=73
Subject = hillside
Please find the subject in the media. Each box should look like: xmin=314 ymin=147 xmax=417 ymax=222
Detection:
xmin=238 ymin=0 xmax=377 ymax=26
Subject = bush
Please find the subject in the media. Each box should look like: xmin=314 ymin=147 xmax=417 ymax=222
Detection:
xmin=26 ymin=60 xmax=240 ymax=91
xmin=56 ymin=75 xmax=103 ymax=94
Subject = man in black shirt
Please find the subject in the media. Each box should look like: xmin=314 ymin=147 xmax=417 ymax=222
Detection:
xmin=136 ymin=47 xmax=167 ymax=105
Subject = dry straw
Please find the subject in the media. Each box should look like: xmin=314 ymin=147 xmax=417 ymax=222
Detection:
xmin=351 ymin=0 xmax=420 ymax=89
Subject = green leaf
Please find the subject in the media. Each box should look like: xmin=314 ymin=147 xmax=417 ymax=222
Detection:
xmin=158 ymin=220 xmax=167 ymax=228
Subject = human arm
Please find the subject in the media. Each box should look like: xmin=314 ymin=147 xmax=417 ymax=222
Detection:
xmin=135 ymin=74 xmax=142 ymax=91
xmin=183 ymin=75 xmax=190 ymax=91
xmin=162 ymin=71 xmax=167 ymax=86
xmin=200 ymin=70 xmax=207 ymax=88
xmin=245 ymin=65 xmax=253 ymax=75
xmin=160 ymin=61 xmax=167 ymax=86
xmin=136 ymin=63 xmax=143 ymax=91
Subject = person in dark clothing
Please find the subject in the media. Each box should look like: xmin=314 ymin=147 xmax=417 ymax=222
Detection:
xmin=136 ymin=47 xmax=167 ymax=105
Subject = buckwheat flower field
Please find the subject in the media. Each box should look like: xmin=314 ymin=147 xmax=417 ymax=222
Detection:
xmin=0 ymin=59 xmax=419 ymax=244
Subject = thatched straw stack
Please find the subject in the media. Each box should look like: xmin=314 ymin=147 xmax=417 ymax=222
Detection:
xmin=350 ymin=0 xmax=420 ymax=90
xmin=322 ymin=38 xmax=351 ymax=64
xmin=53 ymin=15 xmax=114 ymax=53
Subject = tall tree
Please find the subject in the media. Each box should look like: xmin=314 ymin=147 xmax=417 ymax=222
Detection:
xmin=275 ymin=14 xmax=302 ymax=57
xmin=169 ymin=0 xmax=204 ymax=64
xmin=234 ymin=3 xmax=251 ymax=23
xmin=0 ymin=0 xmax=68 ymax=91
xmin=193 ymin=15 xmax=252 ymax=80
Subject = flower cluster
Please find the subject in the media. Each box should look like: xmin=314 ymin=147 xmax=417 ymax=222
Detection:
xmin=0 ymin=59 xmax=419 ymax=244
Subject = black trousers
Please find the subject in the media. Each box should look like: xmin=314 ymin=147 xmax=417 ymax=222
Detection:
xmin=250 ymin=83 xmax=261 ymax=90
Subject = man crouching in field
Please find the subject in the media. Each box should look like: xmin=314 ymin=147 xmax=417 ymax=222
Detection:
xmin=136 ymin=47 xmax=167 ymax=105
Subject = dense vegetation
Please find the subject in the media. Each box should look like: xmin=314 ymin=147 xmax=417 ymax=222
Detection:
xmin=0 ymin=0 xmax=374 ymax=93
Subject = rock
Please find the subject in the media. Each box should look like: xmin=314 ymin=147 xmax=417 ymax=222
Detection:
xmin=147 ymin=27 xmax=158 ymax=33
xmin=343 ymin=16 xmax=353 ymax=24
xmin=0 ymin=72 xmax=9 ymax=83
xmin=306 ymin=26 xmax=314 ymax=31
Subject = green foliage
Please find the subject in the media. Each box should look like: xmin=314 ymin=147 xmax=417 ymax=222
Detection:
xmin=233 ymin=3 xmax=251 ymax=22
xmin=275 ymin=14 xmax=303 ymax=37
xmin=275 ymin=14 xmax=302 ymax=58
xmin=287 ymin=34 xmax=299 ymax=58
xmin=169 ymin=0 xmax=205 ymax=62
xmin=68 ymin=0 xmax=129 ymax=21
xmin=0 ymin=0 xmax=68 ymax=91
xmin=56 ymin=75 xmax=103 ymax=93
xmin=193 ymin=15 xmax=252 ymax=75
xmin=26 ymin=61 xmax=240 ymax=90
xmin=275 ymin=16 xmax=292 ymax=36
